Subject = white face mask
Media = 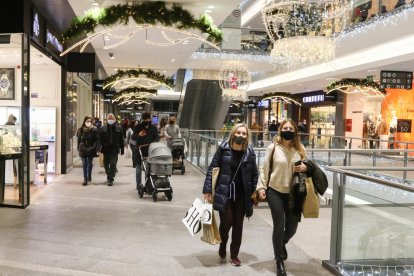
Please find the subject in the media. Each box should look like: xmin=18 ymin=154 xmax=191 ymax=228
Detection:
xmin=108 ymin=119 xmax=115 ymax=125
xmin=85 ymin=122 xmax=91 ymax=127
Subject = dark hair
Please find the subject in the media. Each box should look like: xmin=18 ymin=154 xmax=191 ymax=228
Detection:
xmin=82 ymin=115 xmax=93 ymax=126
xmin=129 ymin=120 xmax=136 ymax=129
xmin=142 ymin=112 xmax=151 ymax=120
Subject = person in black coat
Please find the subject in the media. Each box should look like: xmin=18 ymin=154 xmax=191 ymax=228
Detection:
xmin=203 ymin=123 xmax=258 ymax=267
xmin=132 ymin=112 xmax=159 ymax=189
xmin=98 ymin=113 xmax=125 ymax=186
xmin=77 ymin=115 xmax=100 ymax=186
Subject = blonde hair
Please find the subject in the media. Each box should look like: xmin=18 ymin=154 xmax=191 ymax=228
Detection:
xmin=274 ymin=119 xmax=306 ymax=159
xmin=228 ymin=123 xmax=250 ymax=151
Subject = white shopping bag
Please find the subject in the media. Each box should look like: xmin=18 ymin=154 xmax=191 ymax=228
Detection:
xmin=201 ymin=202 xmax=213 ymax=225
xmin=182 ymin=198 xmax=204 ymax=236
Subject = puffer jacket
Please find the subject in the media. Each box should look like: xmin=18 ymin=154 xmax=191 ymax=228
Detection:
xmin=202 ymin=141 xmax=258 ymax=218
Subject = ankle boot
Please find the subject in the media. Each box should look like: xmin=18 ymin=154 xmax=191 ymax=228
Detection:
xmin=218 ymin=243 xmax=226 ymax=259
xmin=276 ymin=257 xmax=287 ymax=276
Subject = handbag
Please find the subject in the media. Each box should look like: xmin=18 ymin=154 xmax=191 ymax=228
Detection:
xmin=200 ymin=211 xmax=221 ymax=245
xmin=251 ymin=144 xmax=276 ymax=204
xmin=302 ymin=177 xmax=320 ymax=218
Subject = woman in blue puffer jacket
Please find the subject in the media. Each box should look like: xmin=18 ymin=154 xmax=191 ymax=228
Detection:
xmin=203 ymin=123 xmax=258 ymax=267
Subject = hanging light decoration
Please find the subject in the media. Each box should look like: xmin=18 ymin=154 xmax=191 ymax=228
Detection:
xmin=103 ymin=69 xmax=174 ymax=91
xmin=262 ymin=92 xmax=302 ymax=106
xmin=326 ymin=78 xmax=386 ymax=97
xmin=262 ymin=0 xmax=350 ymax=69
xmin=219 ymin=61 xmax=251 ymax=102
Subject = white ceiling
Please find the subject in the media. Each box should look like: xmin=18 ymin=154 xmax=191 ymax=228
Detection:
xmin=63 ymin=0 xmax=414 ymax=99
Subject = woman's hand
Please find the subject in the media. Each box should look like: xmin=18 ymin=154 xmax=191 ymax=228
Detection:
xmin=294 ymin=162 xmax=307 ymax=173
xmin=258 ymin=190 xmax=266 ymax=200
xmin=203 ymin=193 xmax=212 ymax=203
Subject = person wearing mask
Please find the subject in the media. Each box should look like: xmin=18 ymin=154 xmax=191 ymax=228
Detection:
xmin=132 ymin=112 xmax=159 ymax=190
xmin=255 ymin=119 xmax=308 ymax=276
xmin=269 ymin=120 xmax=278 ymax=139
xmin=164 ymin=116 xmax=181 ymax=148
xmin=203 ymin=123 xmax=258 ymax=267
xmin=250 ymin=121 xmax=261 ymax=147
xmin=158 ymin=116 xmax=168 ymax=143
xmin=98 ymin=113 xmax=125 ymax=186
xmin=125 ymin=120 xmax=137 ymax=168
xmin=94 ymin=117 xmax=102 ymax=129
xmin=77 ymin=115 xmax=99 ymax=186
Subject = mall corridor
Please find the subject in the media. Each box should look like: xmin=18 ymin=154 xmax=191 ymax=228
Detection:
xmin=0 ymin=156 xmax=332 ymax=276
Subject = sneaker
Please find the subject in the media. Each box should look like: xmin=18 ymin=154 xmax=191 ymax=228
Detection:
xmin=230 ymin=257 xmax=241 ymax=267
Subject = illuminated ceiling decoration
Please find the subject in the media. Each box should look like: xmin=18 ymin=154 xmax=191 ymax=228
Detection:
xmin=112 ymin=87 xmax=157 ymax=104
xmin=103 ymin=69 xmax=174 ymax=90
xmin=219 ymin=61 xmax=251 ymax=102
xmin=262 ymin=92 xmax=302 ymax=106
xmin=115 ymin=98 xmax=150 ymax=106
xmin=60 ymin=2 xmax=222 ymax=56
xmin=262 ymin=0 xmax=350 ymax=69
xmin=325 ymin=78 xmax=386 ymax=97
xmin=230 ymin=100 xmax=248 ymax=107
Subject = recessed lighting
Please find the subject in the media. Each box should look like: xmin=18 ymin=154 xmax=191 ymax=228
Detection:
xmin=326 ymin=78 xmax=335 ymax=80
xmin=170 ymin=58 xmax=175 ymax=62
xmin=296 ymin=83 xmax=303 ymax=86
xmin=104 ymin=36 xmax=110 ymax=41
xmin=205 ymin=9 xmax=212 ymax=13
xmin=368 ymin=69 xmax=377 ymax=72
xmin=163 ymin=70 xmax=167 ymax=73
xmin=208 ymin=5 xmax=215 ymax=9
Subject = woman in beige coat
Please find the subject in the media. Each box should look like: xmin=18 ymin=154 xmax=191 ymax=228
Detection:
xmin=256 ymin=119 xmax=307 ymax=276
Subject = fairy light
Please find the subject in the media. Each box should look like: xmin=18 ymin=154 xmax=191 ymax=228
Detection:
xmin=191 ymin=50 xmax=272 ymax=63
xmin=104 ymin=77 xmax=173 ymax=90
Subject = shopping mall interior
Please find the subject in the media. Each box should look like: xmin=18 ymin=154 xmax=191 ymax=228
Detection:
xmin=0 ymin=0 xmax=413 ymax=275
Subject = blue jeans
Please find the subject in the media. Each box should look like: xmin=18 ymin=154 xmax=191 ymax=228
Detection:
xmin=81 ymin=156 xmax=94 ymax=181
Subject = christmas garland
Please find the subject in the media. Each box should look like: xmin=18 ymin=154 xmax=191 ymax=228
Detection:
xmin=262 ymin=92 xmax=302 ymax=103
xmin=326 ymin=78 xmax=386 ymax=94
xmin=115 ymin=87 xmax=157 ymax=95
xmin=103 ymin=69 xmax=174 ymax=88
xmin=62 ymin=1 xmax=223 ymax=44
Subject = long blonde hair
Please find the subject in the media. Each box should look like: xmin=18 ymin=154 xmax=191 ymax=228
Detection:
xmin=274 ymin=119 xmax=307 ymax=159
xmin=228 ymin=123 xmax=250 ymax=151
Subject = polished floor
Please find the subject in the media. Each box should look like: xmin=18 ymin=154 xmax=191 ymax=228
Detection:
xmin=0 ymin=155 xmax=333 ymax=275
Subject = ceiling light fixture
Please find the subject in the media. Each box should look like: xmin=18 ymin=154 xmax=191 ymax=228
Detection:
xmin=219 ymin=61 xmax=251 ymax=102
xmin=262 ymin=92 xmax=302 ymax=106
xmin=109 ymin=52 xmax=114 ymax=59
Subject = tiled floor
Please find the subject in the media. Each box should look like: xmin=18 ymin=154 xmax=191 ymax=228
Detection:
xmin=0 ymin=155 xmax=333 ymax=275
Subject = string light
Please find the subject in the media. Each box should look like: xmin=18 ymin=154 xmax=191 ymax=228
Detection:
xmin=104 ymin=77 xmax=173 ymax=90
xmin=191 ymin=50 xmax=273 ymax=63
xmin=219 ymin=61 xmax=251 ymax=102
xmin=262 ymin=92 xmax=302 ymax=106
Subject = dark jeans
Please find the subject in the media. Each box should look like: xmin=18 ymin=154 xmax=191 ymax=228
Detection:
xmin=81 ymin=156 xmax=93 ymax=181
xmin=219 ymin=195 xmax=245 ymax=258
xmin=103 ymin=152 xmax=118 ymax=181
xmin=130 ymin=144 xmax=137 ymax=167
xmin=136 ymin=159 xmax=142 ymax=189
xmin=267 ymin=188 xmax=298 ymax=258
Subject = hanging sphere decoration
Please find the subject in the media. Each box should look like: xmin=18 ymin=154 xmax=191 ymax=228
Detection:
xmin=219 ymin=61 xmax=251 ymax=102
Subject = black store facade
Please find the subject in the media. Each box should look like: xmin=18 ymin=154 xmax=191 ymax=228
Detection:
xmin=0 ymin=1 xmax=72 ymax=208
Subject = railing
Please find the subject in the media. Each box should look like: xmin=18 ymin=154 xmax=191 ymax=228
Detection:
xmin=322 ymin=166 xmax=414 ymax=275
xmin=182 ymin=129 xmax=414 ymax=275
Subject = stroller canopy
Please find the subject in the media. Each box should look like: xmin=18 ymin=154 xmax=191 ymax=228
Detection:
xmin=148 ymin=142 xmax=172 ymax=164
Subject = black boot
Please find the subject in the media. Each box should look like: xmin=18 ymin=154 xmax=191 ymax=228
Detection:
xmin=282 ymin=243 xmax=288 ymax=260
xmin=276 ymin=257 xmax=287 ymax=276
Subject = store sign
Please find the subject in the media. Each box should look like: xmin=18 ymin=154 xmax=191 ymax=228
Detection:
xmin=345 ymin=119 xmax=352 ymax=132
xmin=397 ymin=119 xmax=412 ymax=133
xmin=246 ymin=101 xmax=256 ymax=109
xmin=303 ymin=94 xmax=325 ymax=103
xmin=46 ymin=26 xmax=63 ymax=54
xmin=93 ymin=80 xmax=104 ymax=92
xmin=380 ymin=71 xmax=412 ymax=90
xmin=31 ymin=7 xmax=45 ymax=45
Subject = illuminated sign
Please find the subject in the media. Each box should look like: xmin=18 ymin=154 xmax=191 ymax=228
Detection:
xmin=303 ymin=94 xmax=325 ymax=103
xmin=46 ymin=28 xmax=63 ymax=53
xmin=380 ymin=71 xmax=412 ymax=90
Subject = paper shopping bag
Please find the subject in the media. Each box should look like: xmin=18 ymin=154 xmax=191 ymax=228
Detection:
xmin=201 ymin=202 xmax=213 ymax=225
xmin=201 ymin=211 xmax=221 ymax=245
xmin=302 ymin=177 xmax=320 ymax=218
xmin=182 ymin=198 xmax=204 ymax=236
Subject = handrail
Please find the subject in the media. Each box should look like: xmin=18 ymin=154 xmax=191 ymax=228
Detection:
xmin=325 ymin=166 xmax=414 ymax=193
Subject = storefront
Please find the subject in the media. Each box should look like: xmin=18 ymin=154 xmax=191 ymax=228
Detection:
xmin=295 ymin=90 xmax=340 ymax=147
xmin=0 ymin=1 xmax=69 ymax=207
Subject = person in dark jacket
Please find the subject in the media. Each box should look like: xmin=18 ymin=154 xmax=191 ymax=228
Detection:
xmin=77 ymin=115 xmax=100 ymax=186
xmin=202 ymin=123 xmax=258 ymax=267
xmin=98 ymin=113 xmax=125 ymax=186
xmin=132 ymin=112 xmax=159 ymax=190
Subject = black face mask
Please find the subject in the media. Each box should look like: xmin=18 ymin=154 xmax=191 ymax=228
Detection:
xmin=233 ymin=135 xmax=246 ymax=145
xmin=142 ymin=121 xmax=151 ymax=126
xmin=280 ymin=131 xmax=295 ymax=141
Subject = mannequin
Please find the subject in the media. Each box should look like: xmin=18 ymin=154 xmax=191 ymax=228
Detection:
xmin=389 ymin=111 xmax=398 ymax=149
xmin=375 ymin=114 xmax=387 ymax=149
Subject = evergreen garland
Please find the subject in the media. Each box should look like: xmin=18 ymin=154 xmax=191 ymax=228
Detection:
xmin=116 ymin=87 xmax=157 ymax=95
xmin=262 ymin=92 xmax=302 ymax=103
xmin=62 ymin=1 xmax=223 ymax=44
xmin=326 ymin=78 xmax=386 ymax=94
xmin=103 ymin=69 xmax=174 ymax=88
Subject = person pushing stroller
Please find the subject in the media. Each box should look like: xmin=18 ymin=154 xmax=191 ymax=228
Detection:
xmin=132 ymin=112 xmax=159 ymax=190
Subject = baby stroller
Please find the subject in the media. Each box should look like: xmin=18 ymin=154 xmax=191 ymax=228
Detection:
xmin=171 ymin=138 xmax=185 ymax=175
xmin=138 ymin=142 xmax=173 ymax=202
